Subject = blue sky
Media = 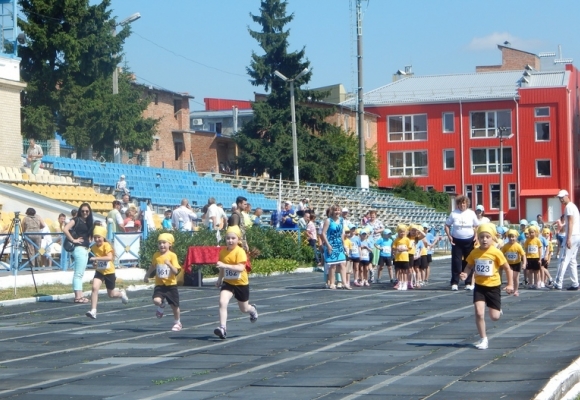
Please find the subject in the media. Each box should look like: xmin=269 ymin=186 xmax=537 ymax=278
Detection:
xmin=106 ymin=0 xmax=580 ymax=111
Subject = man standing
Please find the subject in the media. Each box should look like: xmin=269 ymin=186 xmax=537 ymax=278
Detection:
xmin=171 ymin=199 xmax=197 ymax=231
xmin=252 ymin=208 xmax=263 ymax=226
xmin=120 ymin=194 xmax=132 ymax=219
xmin=204 ymin=197 xmax=219 ymax=230
xmin=536 ymin=214 xmax=545 ymax=231
xmin=216 ymin=203 xmax=228 ymax=230
xmin=27 ymin=138 xmax=43 ymax=174
xmin=280 ymin=201 xmax=298 ymax=229
xmin=554 ymin=190 xmax=580 ymax=290
xmin=228 ymin=196 xmax=248 ymax=250
xmin=107 ymin=200 xmax=125 ymax=234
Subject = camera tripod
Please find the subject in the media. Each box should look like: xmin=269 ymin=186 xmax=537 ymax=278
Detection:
xmin=0 ymin=212 xmax=38 ymax=294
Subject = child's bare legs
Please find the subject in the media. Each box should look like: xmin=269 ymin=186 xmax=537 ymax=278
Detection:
xmin=476 ymin=301 xmax=502 ymax=339
xmin=513 ymin=270 xmax=520 ymax=294
xmin=533 ymin=270 xmax=540 ymax=287
xmin=219 ymin=290 xmax=234 ymax=327
xmin=337 ymin=262 xmax=346 ymax=284
xmin=169 ymin=304 xmax=180 ymax=323
xmin=352 ymin=262 xmax=359 ymax=283
xmin=387 ymin=265 xmax=394 ymax=281
xmin=90 ymin=278 xmax=103 ymax=311
xmin=377 ymin=265 xmax=383 ymax=280
xmin=541 ymin=266 xmax=552 ymax=282
xmin=237 ymin=300 xmax=254 ymax=314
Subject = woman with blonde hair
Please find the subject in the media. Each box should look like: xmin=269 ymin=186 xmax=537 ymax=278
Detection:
xmin=321 ymin=204 xmax=349 ymax=289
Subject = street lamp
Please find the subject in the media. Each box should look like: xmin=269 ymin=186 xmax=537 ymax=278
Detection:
xmin=274 ymin=67 xmax=309 ymax=185
xmin=112 ymin=12 xmax=141 ymax=95
xmin=497 ymin=126 xmax=514 ymax=227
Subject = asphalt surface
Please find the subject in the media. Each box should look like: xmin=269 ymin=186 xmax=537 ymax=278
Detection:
xmin=0 ymin=258 xmax=579 ymax=400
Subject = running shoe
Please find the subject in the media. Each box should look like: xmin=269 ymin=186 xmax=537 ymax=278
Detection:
xmin=249 ymin=304 xmax=258 ymax=323
xmin=171 ymin=322 xmax=182 ymax=332
xmin=343 ymin=284 xmax=352 ymax=290
xmin=85 ymin=310 xmax=96 ymax=319
xmin=336 ymin=282 xmax=343 ymax=289
xmin=393 ymin=282 xmax=400 ymax=289
xmin=407 ymin=282 xmax=413 ymax=290
xmin=401 ymin=283 xmax=407 ymax=291
xmin=451 ymin=284 xmax=458 ymax=291
xmin=214 ymin=326 xmax=227 ymax=339
xmin=566 ymin=286 xmax=579 ymax=291
xmin=353 ymin=280 xmax=362 ymax=287
xmin=465 ymin=285 xmax=474 ymax=291
xmin=363 ymin=280 xmax=370 ymax=287
xmin=120 ymin=289 xmax=129 ymax=304
xmin=474 ymin=337 xmax=488 ymax=350
xmin=329 ymin=284 xmax=337 ymax=290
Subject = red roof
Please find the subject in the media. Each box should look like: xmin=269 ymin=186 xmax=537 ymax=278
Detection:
xmin=204 ymin=98 xmax=253 ymax=111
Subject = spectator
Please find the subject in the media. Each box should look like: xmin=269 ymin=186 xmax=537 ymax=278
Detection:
xmin=70 ymin=209 xmax=78 ymax=220
xmin=342 ymin=208 xmax=352 ymax=232
xmin=162 ymin=210 xmax=173 ymax=230
xmin=27 ymin=138 xmax=43 ymax=174
xmin=171 ymin=198 xmax=197 ymax=231
xmin=120 ymin=194 xmax=132 ymax=219
xmin=297 ymin=198 xmax=307 ymax=217
xmin=107 ymin=200 xmax=125 ymax=234
xmin=475 ymin=205 xmax=491 ymax=223
xmin=227 ymin=196 xmax=248 ymax=251
xmin=204 ymin=197 xmax=220 ymax=230
xmin=305 ymin=212 xmax=319 ymax=264
xmin=123 ymin=208 xmax=142 ymax=233
xmin=243 ymin=203 xmax=253 ymax=227
xmin=280 ymin=201 xmax=298 ymax=229
xmin=554 ymin=190 xmax=580 ymax=290
xmin=216 ymin=203 xmax=228 ymax=230
xmin=270 ymin=209 xmax=280 ymax=227
xmin=537 ymin=214 xmax=545 ymax=231
xmin=115 ymin=175 xmax=130 ymax=196
xmin=252 ymin=208 xmax=263 ymax=226
xmin=22 ymin=207 xmax=45 ymax=268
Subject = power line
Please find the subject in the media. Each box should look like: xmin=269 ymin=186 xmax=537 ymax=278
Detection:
xmin=132 ymin=74 xmax=205 ymax=107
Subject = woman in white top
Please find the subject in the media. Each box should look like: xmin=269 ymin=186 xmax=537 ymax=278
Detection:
xmin=444 ymin=195 xmax=479 ymax=291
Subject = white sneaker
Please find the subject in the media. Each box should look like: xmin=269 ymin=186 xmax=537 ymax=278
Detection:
xmin=474 ymin=337 xmax=488 ymax=350
xmin=120 ymin=289 xmax=129 ymax=304
xmin=451 ymin=284 xmax=458 ymax=291
xmin=465 ymin=285 xmax=473 ymax=291
xmin=85 ymin=310 xmax=96 ymax=319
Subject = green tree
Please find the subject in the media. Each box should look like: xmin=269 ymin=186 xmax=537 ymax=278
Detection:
xmin=236 ymin=0 xmax=378 ymax=185
xmin=18 ymin=0 xmax=156 ymax=154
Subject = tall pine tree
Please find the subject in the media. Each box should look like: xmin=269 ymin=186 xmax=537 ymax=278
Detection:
xmin=236 ymin=0 xmax=378 ymax=185
xmin=18 ymin=0 xmax=156 ymax=155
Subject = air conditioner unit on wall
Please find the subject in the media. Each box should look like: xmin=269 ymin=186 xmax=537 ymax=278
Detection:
xmin=191 ymin=119 xmax=203 ymax=125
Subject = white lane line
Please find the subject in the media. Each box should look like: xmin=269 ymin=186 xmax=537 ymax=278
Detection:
xmin=341 ymin=296 xmax=580 ymax=400
xmin=0 ymin=292 xmax=454 ymax=396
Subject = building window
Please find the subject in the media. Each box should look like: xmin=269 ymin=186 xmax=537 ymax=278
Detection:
xmin=173 ymin=99 xmax=181 ymax=120
xmin=443 ymin=185 xmax=456 ymax=194
xmin=174 ymin=141 xmax=184 ymax=161
xmin=465 ymin=184 xmax=473 ymax=207
xmin=536 ymin=160 xmax=551 ymax=177
xmin=535 ymin=107 xmax=549 ymax=117
xmin=535 ymin=122 xmax=550 ymax=141
xmin=470 ymin=110 xmax=511 ymax=138
xmin=426 ymin=185 xmax=434 ymax=192
xmin=443 ymin=112 xmax=454 ymax=133
xmin=344 ymin=115 xmax=350 ymax=131
xmin=216 ymin=122 xmax=222 ymax=134
xmin=388 ymin=151 xmax=428 ymax=177
xmin=490 ymin=184 xmax=500 ymax=209
xmin=388 ymin=114 xmax=427 ymax=141
xmin=443 ymin=149 xmax=455 ymax=169
xmin=476 ymin=185 xmax=483 ymax=207
xmin=509 ymin=183 xmax=517 ymax=209
xmin=471 ymin=148 xmax=513 ymax=174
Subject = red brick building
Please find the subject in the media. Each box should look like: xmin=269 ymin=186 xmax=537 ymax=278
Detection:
xmin=354 ymin=53 xmax=579 ymax=223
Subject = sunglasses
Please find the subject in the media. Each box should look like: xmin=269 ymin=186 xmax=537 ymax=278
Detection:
xmin=80 ymin=209 xmax=90 ymax=213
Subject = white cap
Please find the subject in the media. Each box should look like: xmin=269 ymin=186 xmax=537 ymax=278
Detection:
xmin=120 ymin=175 xmax=125 ymax=179
xmin=475 ymin=205 xmax=484 ymax=212
xmin=557 ymin=189 xmax=569 ymax=198
xmin=231 ymin=203 xmax=237 ymax=208
xmin=284 ymin=200 xmax=292 ymax=205
xmin=342 ymin=207 xmax=349 ymax=213
xmin=520 ymin=219 xmax=528 ymax=225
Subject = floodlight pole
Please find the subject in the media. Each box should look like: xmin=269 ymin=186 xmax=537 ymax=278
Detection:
xmin=112 ymin=12 xmax=141 ymax=95
xmin=274 ymin=68 xmax=309 ymax=186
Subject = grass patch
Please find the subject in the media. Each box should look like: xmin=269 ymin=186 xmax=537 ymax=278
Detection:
xmin=0 ymin=279 xmax=146 ymax=302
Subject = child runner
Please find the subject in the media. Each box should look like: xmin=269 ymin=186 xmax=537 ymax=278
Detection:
xmin=524 ymin=226 xmax=543 ymax=289
xmin=85 ymin=226 xmax=128 ymax=319
xmin=350 ymin=229 xmax=362 ymax=286
xmin=461 ymin=223 xmax=514 ymax=350
xmin=540 ymin=227 xmax=554 ymax=287
xmin=393 ymin=224 xmax=411 ymax=291
xmin=374 ymin=229 xmax=393 ymax=283
xmin=424 ymin=224 xmax=439 ymax=285
xmin=343 ymin=228 xmax=353 ymax=287
xmin=143 ymin=233 xmax=182 ymax=332
xmin=214 ymin=226 xmax=258 ymax=339
xmin=359 ymin=230 xmax=372 ymax=287
xmin=501 ymin=229 xmax=526 ymax=296
xmin=408 ymin=224 xmax=425 ymax=289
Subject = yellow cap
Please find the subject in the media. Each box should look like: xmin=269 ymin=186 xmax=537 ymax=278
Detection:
xmin=93 ymin=226 xmax=107 ymax=238
xmin=226 ymin=225 xmax=242 ymax=238
xmin=507 ymin=229 xmax=519 ymax=237
xmin=158 ymin=233 xmax=175 ymax=244
xmin=396 ymin=224 xmax=408 ymax=232
xmin=542 ymin=228 xmax=551 ymax=234
xmin=477 ymin=223 xmax=496 ymax=236
xmin=528 ymin=225 xmax=540 ymax=234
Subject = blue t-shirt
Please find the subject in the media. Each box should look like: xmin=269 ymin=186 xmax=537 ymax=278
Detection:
xmin=415 ymin=239 xmax=425 ymax=257
xmin=375 ymin=237 xmax=393 ymax=257
xmin=349 ymin=236 xmax=361 ymax=258
xmin=161 ymin=219 xmax=172 ymax=230
xmin=360 ymin=239 xmax=371 ymax=261
xmin=539 ymin=236 xmax=548 ymax=259
xmin=280 ymin=209 xmax=297 ymax=229
xmin=425 ymin=232 xmax=436 ymax=255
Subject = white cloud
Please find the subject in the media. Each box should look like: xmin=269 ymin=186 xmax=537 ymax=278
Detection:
xmin=467 ymin=32 xmax=545 ymax=51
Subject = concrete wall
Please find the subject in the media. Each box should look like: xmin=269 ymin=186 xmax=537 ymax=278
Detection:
xmin=0 ymin=77 xmax=26 ymax=168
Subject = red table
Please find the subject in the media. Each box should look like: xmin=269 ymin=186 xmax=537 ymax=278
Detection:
xmin=183 ymin=246 xmax=221 ymax=287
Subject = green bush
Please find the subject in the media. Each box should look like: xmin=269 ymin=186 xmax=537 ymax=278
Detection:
xmin=250 ymin=259 xmax=300 ymax=276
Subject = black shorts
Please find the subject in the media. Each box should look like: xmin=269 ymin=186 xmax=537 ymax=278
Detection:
xmin=350 ymin=257 xmax=360 ymax=263
xmin=473 ymin=284 xmax=501 ymax=311
xmin=153 ymin=285 xmax=180 ymax=307
xmin=413 ymin=257 xmax=421 ymax=267
xmin=93 ymin=271 xmax=116 ymax=290
xmin=378 ymin=256 xmax=392 ymax=267
xmin=221 ymin=282 xmax=250 ymax=302
xmin=359 ymin=260 xmax=371 ymax=267
xmin=509 ymin=262 xmax=522 ymax=273
xmin=394 ymin=261 xmax=410 ymax=270
xmin=527 ymin=258 xmax=541 ymax=271
xmin=541 ymin=259 xmax=549 ymax=268
xmin=420 ymin=255 xmax=428 ymax=269
xmin=427 ymin=254 xmax=433 ymax=264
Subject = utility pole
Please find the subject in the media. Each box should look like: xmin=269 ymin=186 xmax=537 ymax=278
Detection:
xmin=356 ymin=0 xmax=369 ymax=189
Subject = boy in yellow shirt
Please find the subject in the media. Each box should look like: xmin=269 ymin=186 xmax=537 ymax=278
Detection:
xmin=214 ymin=226 xmax=258 ymax=339
xmin=144 ymin=233 xmax=183 ymax=332
xmin=393 ymin=224 xmax=411 ymax=291
xmin=524 ymin=226 xmax=543 ymax=289
xmin=461 ymin=223 xmax=513 ymax=350
xmin=85 ymin=226 xmax=128 ymax=319
xmin=501 ymin=229 xmax=526 ymax=296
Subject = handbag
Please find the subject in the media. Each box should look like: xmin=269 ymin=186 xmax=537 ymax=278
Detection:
xmin=63 ymin=218 xmax=77 ymax=252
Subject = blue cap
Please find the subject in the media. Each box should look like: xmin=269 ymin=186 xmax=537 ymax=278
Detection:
xmin=382 ymin=228 xmax=392 ymax=236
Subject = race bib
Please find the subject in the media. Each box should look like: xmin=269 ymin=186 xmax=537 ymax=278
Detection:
xmin=381 ymin=246 xmax=391 ymax=254
xmin=505 ymin=252 xmax=518 ymax=262
xmin=224 ymin=268 xmax=241 ymax=280
xmin=474 ymin=259 xmax=494 ymax=276
xmin=350 ymin=245 xmax=360 ymax=257
xmin=527 ymin=245 xmax=538 ymax=254
xmin=96 ymin=261 xmax=108 ymax=270
xmin=360 ymin=248 xmax=369 ymax=259
xmin=156 ymin=264 xmax=170 ymax=279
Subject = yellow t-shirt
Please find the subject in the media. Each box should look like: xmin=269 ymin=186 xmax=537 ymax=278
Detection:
xmin=501 ymin=242 xmax=525 ymax=265
xmin=151 ymin=251 xmax=181 ymax=286
xmin=220 ymin=245 xmax=248 ymax=286
xmin=420 ymin=239 xmax=428 ymax=256
xmin=90 ymin=242 xmax=115 ymax=275
xmin=524 ymin=237 xmax=542 ymax=259
xmin=466 ymin=246 xmax=507 ymax=287
xmin=344 ymin=238 xmax=352 ymax=257
xmin=393 ymin=237 xmax=411 ymax=262
xmin=407 ymin=233 xmax=417 ymax=255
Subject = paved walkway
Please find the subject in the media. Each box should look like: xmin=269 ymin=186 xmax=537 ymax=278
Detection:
xmin=0 ymin=259 xmax=578 ymax=399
